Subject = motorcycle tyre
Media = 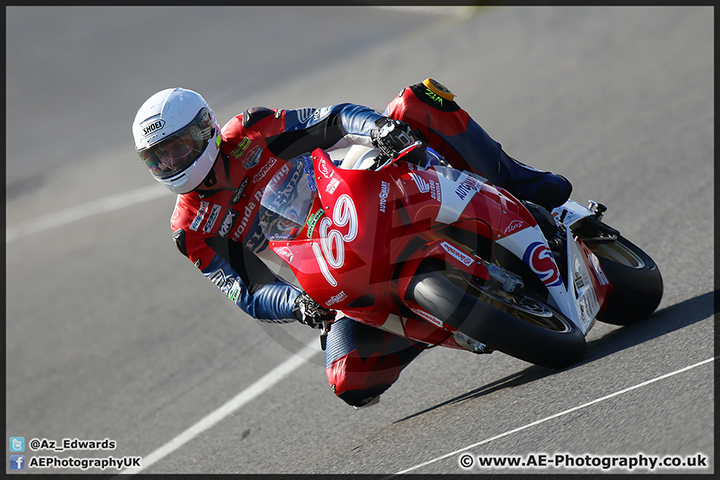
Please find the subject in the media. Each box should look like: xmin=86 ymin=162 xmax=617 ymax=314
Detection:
xmin=588 ymin=234 xmax=663 ymax=325
xmin=409 ymin=261 xmax=586 ymax=369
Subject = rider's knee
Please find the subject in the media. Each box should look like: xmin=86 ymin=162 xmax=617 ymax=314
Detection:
xmin=336 ymin=384 xmax=389 ymax=408
xmin=326 ymin=349 xmax=402 ymax=408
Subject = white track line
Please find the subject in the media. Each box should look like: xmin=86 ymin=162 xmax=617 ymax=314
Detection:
xmin=391 ymin=356 xmax=716 ymax=476
xmin=118 ymin=342 xmax=319 ymax=475
xmin=6 ymin=185 xmax=170 ymax=243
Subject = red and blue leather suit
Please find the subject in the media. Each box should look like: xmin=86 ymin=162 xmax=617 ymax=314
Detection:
xmin=170 ymin=80 xmax=571 ymax=407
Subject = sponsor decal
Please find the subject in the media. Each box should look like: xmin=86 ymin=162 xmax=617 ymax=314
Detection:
xmin=428 ymin=179 xmax=440 ymax=201
xmin=572 ymin=258 xmax=586 ymax=293
xmin=194 ymin=258 xmax=202 ymax=268
xmin=141 ymin=119 xmax=165 ymax=136
xmin=424 ymin=87 xmax=445 ymax=106
xmin=409 ymin=172 xmax=430 ymax=193
xmin=274 ymin=246 xmax=294 ymax=263
xmin=522 ymin=241 xmax=562 ymax=287
xmin=202 ymin=204 xmax=222 ymax=234
xmin=208 ymin=269 xmax=247 ymax=307
xmin=190 ymin=201 xmax=209 ymax=231
xmin=218 ymin=208 xmax=239 ymax=238
xmin=434 ymin=167 xmax=484 ymax=224
xmin=266 ymin=162 xmax=292 ymax=191
xmin=317 ymin=157 xmax=334 ymax=179
xmin=243 ymin=145 xmax=263 ymax=169
xmin=325 ymin=177 xmax=341 ymax=195
xmin=588 ymin=251 xmax=610 ymax=285
xmin=578 ymin=287 xmax=599 ymax=329
xmin=252 ymin=156 xmax=277 ymax=183
xmin=313 ymin=106 xmax=333 ymax=122
xmin=228 ymin=279 xmax=243 ymax=303
xmin=326 ymin=291 xmax=348 ymax=307
xmin=454 ymin=175 xmax=483 ymax=201
xmin=231 ymin=137 xmax=251 ymax=159
xmin=231 ymin=178 xmax=250 ymax=205
xmin=409 ymin=171 xmax=439 ymax=201
xmin=209 ymin=268 xmax=240 ymax=299
xmin=504 ymin=219 xmax=526 ymax=235
xmin=441 ymin=241 xmax=475 ymax=267
xmin=379 ymin=181 xmax=390 ymax=213
xmin=411 ymin=307 xmax=445 ymax=329
xmin=306 ymin=209 xmax=325 ymax=239
xmin=300 ymin=154 xmax=317 ymax=192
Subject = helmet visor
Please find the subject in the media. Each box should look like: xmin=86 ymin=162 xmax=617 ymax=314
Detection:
xmin=137 ymin=108 xmax=216 ymax=179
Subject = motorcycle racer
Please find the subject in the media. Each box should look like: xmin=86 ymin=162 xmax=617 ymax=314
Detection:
xmin=132 ymin=79 xmax=571 ymax=408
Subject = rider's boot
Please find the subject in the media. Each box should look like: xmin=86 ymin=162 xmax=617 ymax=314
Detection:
xmin=384 ymin=79 xmax=573 ymax=212
xmin=497 ymin=151 xmax=573 ymax=211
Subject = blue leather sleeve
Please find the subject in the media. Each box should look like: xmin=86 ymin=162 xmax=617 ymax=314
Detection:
xmin=267 ymin=103 xmax=383 ymax=159
xmin=284 ymin=103 xmax=383 ymax=137
xmin=337 ymin=103 xmax=384 ymax=136
xmin=202 ymin=254 xmax=301 ymax=322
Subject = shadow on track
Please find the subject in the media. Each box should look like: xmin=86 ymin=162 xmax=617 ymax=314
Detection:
xmin=394 ymin=290 xmax=714 ymax=424
xmin=581 ymin=290 xmax=715 ymax=363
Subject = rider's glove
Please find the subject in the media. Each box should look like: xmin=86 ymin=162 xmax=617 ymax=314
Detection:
xmin=370 ymin=118 xmax=417 ymax=158
xmin=292 ymin=292 xmax=336 ymax=329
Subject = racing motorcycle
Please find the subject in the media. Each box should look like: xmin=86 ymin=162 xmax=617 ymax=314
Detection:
xmin=257 ymin=142 xmax=663 ymax=369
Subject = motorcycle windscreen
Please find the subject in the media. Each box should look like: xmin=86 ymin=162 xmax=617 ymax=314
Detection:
xmin=258 ymin=155 xmax=318 ymax=241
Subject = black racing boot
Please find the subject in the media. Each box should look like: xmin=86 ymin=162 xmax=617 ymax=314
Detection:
xmin=499 ymin=152 xmax=573 ymax=211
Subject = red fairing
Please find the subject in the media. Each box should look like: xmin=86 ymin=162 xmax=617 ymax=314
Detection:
xmin=577 ymin=238 xmax=614 ymax=312
xmin=268 ymin=147 xmax=538 ymax=351
xmin=270 ymin=150 xmax=398 ymax=316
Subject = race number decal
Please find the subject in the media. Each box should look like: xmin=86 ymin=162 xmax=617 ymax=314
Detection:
xmin=312 ymin=194 xmax=358 ymax=286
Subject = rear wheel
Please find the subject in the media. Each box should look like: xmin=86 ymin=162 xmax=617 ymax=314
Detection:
xmin=408 ymin=260 xmax=586 ymax=369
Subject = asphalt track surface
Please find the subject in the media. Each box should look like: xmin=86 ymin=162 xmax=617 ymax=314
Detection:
xmin=5 ymin=6 xmax=715 ymax=476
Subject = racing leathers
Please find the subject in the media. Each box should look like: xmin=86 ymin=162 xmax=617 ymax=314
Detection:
xmin=384 ymin=78 xmax=572 ymax=210
xmin=169 ymin=80 xmax=572 ymax=408
xmin=170 ymin=103 xmax=383 ymax=322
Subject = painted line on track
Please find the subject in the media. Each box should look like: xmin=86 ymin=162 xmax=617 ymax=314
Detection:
xmin=117 ymin=342 xmax=319 ymax=475
xmin=6 ymin=185 xmax=170 ymax=243
xmin=388 ymin=356 xmax=716 ymax=476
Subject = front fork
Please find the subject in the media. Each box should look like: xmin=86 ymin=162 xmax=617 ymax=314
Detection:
xmin=319 ymin=320 xmax=331 ymax=351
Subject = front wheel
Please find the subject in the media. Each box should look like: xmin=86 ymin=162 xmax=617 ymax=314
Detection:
xmin=408 ymin=261 xmax=586 ymax=369
xmin=582 ymin=231 xmax=663 ymax=325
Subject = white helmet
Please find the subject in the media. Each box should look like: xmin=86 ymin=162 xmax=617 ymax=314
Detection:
xmin=132 ymin=88 xmax=221 ymax=194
